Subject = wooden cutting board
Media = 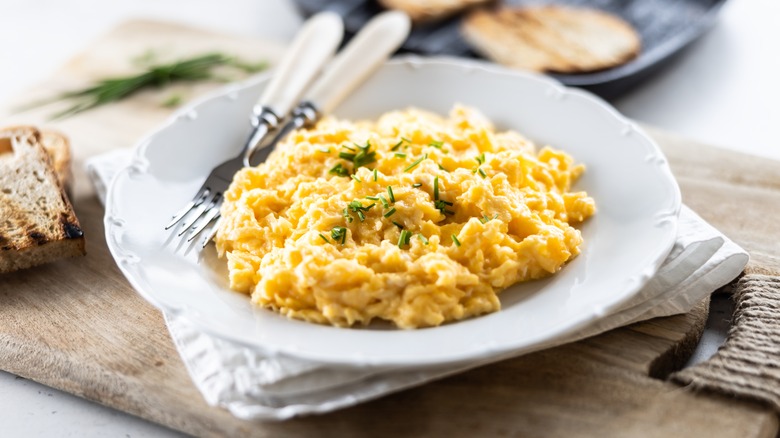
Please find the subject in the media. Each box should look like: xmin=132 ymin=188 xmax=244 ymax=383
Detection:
xmin=1 ymin=20 xmax=778 ymax=437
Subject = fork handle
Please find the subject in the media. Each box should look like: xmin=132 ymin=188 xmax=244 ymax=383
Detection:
xmin=302 ymin=11 xmax=411 ymax=116
xmin=255 ymin=11 xmax=344 ymax=118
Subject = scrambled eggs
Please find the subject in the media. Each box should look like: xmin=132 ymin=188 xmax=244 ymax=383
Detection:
xmin=216 ymin=105 xmax=595 ymax=329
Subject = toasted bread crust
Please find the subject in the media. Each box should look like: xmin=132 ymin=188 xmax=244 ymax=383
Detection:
xmin=379 ymin=0 xmax=494 ymax=23
xmin=0 ymin=126 xmax=85 ymax=273
xmin=462 ymin=6 xmax=641 ymax=73
xmin=40 ymin=130 xmax=73 ymax=196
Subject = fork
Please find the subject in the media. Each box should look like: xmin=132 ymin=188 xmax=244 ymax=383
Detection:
xmin=165 ymin=11 xmax=344 ymax=242
xmin=171 ymin=11 xmax=412 ymax=249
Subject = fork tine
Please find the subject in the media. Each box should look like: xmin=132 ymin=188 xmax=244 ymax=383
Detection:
xmin=178 ymin=192 xmax=220 ymax=237
xmin=187 ymin=205 xmax=221 ymax=243
xmin=201 ymin=215 xmax=222 ymax=248
xmin=166 ymin=188 xmax=210 ymax=230
xmin=177 ymin=200 xmax=211 ymax=236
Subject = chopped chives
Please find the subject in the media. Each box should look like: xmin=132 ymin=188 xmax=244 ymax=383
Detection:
xmin=401 ymin=136 xmax=411 ymax=143
xmin=438 ymin=163 xmax=449 ymax=172
xmin=451 ymin=234 xmax=461 ymax=247
xmin=373 ymin=168 xmax=378 ymax=181
xmin=412 ymin=183 xmax=422 ymax=188
xmin=383 ymin=207 xmax=397 ymax=218
xmin=391 ymin=140 xmax=404 ymax=151
xmin=404 ymin=154 xmax=426 ymax=172
xmin=398 ymin=230 xmax=412 ymax=248
xmin=341 ymin=144 xmax=356 ymax=151
xmin=329 ymin=163 xmax=349 ymax=177
xmin=331 ymin=226 xmax=347 ymax=244
xmin=379 ymin=195 xmax=390 ymax=208
xmin=347 ymin=199 xmax=374 ymax=222
xmin=418 ymin=233 xmax=429 ymax=245
xmin=351 ymin=175 xmax=361 ymax=183
xmin=394 ymin=152 xmax=407 ymax=158
xmin=319 ymin=233 xmax=330 ymax=243
xmin=343 ymin=207 xmax=353 ymax=223
xmin=392 ymin=221 xmax=404 ymax=229
xmin=478 ymin=168 xmax=487 ymax=178
xmin=339 ymin=151 xmax=356 ymax=161
xmin=387 ymin=186 xmax=395 ymax=203
xmin=475 ymin=153 xmax=486 ymax=165
xmin=479 ymin=213 xmax=499 ymax=224
xmin=429 ymin=140 xmax=443 ymax=149
xmin=366 ymin=196 xmax=379 ymax=200
xmin=433 ymin=176 xmax=440 ymax=200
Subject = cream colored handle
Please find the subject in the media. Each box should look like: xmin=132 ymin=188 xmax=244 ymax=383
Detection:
xmin=303 ymin=11 xmax=411 ymax=115
xmin=258 ymin=12 xmax=344 ymax=117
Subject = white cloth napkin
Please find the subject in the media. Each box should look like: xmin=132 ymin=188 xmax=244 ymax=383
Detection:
xmin=86 ymin=149 xmax=749 ymax=421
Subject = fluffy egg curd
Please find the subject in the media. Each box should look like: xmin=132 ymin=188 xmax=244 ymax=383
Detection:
xmin=215 ymin=105 xmax=595 ymax=329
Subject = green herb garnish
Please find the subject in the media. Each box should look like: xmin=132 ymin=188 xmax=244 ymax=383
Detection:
xmin=373 ymin=168 xmax=378 ymax=181
xmin=331 ymin=226 xmax=347 ymax=244
xmin=343 ymin=208 xmax=354 ymax=223
xmin=351 ymin=175 xmax=362 ymax=183
xmin=347 ymin=200 xmax=374 ymax=222
xmin=433 ymin=176 xmax=440 ymax=200
xmin=417 ymin=234 xmax=429 ymax=245
xmin=383 ymin=207 xmax=397 ymax=218
xmin=319 ymin=233 xmax=330 ymax=243
xmin=438 ymin=163 xmax=449 ymax=172
xmin=398 ymin=230 xmax=412 ymax=248
xmin=401 ymin=137 xmax=411 ymax=143
xmin=451 ymin=234 xmax=461 ymax=247
xmin=429 ymin=140 xmax=443 ymax=149
xmin=366 ymin=196 xmax=379 ymax=201
xmin=379 ymin=195 xmax=390 ymax=208
xmin=392 ymin=221 xmax=404 ymax=229
xmin=435 ymin=200 xmax=455 ymax=215
xmin=412 ymin=183 xmax=422 ymax=188
xmin=475 ymin=153 xmax=486 ymax=165
xmin=387 ymin=186 xmax=395 ymax=203
xmin=479 ymin=214 xmax=499 ymax=224
xmin=394 ymin=152 xmax=407 ymax=158
xmin=339 ymin=141 xmax=377 ymax=171
xmin=404 ymin=154 xmax=427 ymax=172
xmin=391 ymin=140 xmax=404 ymax=151
xmin=478 ymin=168 xmax=488 ymax=178
xmin=329 ymin=163 xmax=350 ymax=177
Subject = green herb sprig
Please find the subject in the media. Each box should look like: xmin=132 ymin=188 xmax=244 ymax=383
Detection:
xmin=21 ymin=52 xmax=268 ymax=119
xmin=331 ymin=226 xmax=348 ymax=244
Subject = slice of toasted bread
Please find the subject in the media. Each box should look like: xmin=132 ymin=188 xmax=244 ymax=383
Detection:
xmin=40 ymin=130 xmax=73 ymax=196
xmin=0 ymin=126 xmax=85 ymax=273
xmin=379 ymin=0 xmax=494 ymax=23
xmin=462 ymin=6 xmax=641 ymax=73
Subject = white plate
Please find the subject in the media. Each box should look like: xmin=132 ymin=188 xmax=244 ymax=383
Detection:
xmin=105 ymin=57 xmax=680 ymax=368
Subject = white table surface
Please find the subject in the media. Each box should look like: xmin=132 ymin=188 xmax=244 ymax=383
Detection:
xmin=1 ymin=0 xmax=777 ymax=436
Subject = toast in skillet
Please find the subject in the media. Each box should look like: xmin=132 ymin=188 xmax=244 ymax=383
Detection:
xmin=462 ymin=5 xmax=641 ymax=73
xmin=379 ymin=0 xmax=494 ymax=23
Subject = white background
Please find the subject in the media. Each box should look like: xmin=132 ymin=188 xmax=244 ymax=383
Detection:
xmin=0 ymin=0 xmax=778 ymax=436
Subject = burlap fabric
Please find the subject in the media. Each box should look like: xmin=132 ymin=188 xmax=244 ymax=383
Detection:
xmin=673 ymin=274 xmax=780 ymax=411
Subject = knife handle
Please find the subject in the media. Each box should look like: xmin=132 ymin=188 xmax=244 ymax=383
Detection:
xmin=256 ymin=11 xmax=344 ymax=119
xmin=303 ymin=11 xmax=411 ymax=116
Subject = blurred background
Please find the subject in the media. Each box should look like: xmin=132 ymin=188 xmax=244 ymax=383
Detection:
xmin=0 ymin=0 xmax=777 ymax=436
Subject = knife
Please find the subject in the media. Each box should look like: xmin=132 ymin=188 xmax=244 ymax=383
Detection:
xmin=246 ymin=11 xmax=412 ymax=166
